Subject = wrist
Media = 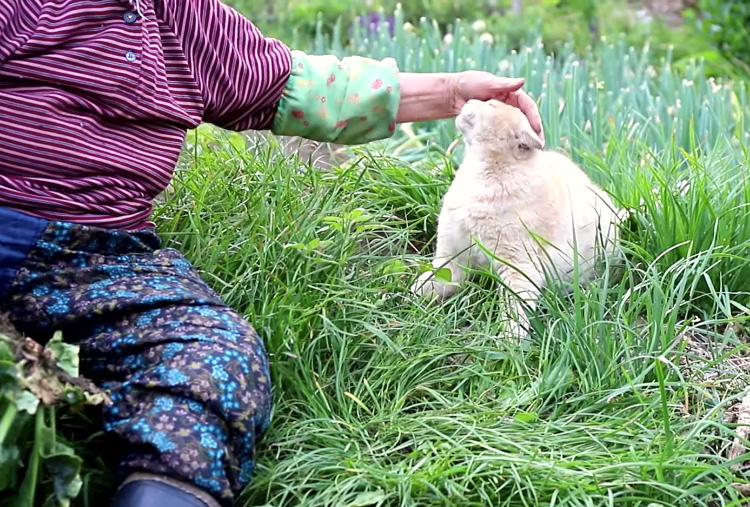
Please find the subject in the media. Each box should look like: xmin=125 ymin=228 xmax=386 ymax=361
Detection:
xmin=395 ymin=72 xmax=459 ymax=123
xmin=445 ymin=72 xmax=463 ymax=116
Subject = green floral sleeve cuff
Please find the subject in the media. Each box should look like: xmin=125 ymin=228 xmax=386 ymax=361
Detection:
xmin=272 ymin=50 xmax=401 ymax=145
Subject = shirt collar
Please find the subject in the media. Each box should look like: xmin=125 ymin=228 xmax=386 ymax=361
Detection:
xmin=121 ymin=0 xmax=151 ymax=18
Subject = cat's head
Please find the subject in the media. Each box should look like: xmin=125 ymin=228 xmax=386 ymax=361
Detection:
xmin=455 ymin=99 xmax=544 ymax=159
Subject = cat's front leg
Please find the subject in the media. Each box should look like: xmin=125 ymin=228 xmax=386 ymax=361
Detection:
xmin=497 ymin=270 xmax=542 ymax=342
xmin=410 ymin=256 xmax=467 ymax=301
xmin=410 ymin=221 xmax=470 ymax=301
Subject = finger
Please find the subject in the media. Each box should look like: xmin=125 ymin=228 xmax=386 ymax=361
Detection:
xmin=510 ymin=90 xmax=545 ymax=143
xmin=489 ymin=76 xmax=526 ymax=93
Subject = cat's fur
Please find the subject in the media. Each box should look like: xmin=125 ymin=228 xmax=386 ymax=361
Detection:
xmin=410 ymin=99 xmax=622 ymax=338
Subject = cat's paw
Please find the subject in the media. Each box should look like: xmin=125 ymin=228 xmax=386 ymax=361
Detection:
xmin=410 ymin=271 xmax=455 ymax=301
xmin=497 ymin=303 xmax=533 ymax=343
xmin=500 ymin=317 xmax=531 ymax=343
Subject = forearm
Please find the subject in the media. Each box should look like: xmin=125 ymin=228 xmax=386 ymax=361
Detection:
xmin=395 ymin=73 xmax=456 ymax=123
xmin=270 ymin=53 xmax=540 ymax=145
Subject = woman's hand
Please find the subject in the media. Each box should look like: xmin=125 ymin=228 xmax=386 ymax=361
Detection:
xmin=451 ymin=71 xmax=544 ymax=145
xmin=396 ymin=70 xmax=544 ymax=146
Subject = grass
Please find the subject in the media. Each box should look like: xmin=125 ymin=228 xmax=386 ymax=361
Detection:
xmin=136 ymin=116 xmax=750 ymax=505
xmin=5 ymin=6 xmax=750 ymax=506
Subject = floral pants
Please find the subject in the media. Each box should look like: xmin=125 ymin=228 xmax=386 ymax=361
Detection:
xmin=0 ymin=207 xmax=271 ymax=506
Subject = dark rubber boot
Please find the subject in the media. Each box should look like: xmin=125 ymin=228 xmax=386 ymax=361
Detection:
xmin=110 ymin=474 xmax=221 ymax=507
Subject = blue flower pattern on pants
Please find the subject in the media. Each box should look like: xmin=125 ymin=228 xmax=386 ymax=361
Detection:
xmin=2 ymin=220 xmax=272 ymax=507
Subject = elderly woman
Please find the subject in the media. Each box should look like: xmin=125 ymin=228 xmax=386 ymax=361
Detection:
xmin=0 ymin=0 xmax=544 ymax=506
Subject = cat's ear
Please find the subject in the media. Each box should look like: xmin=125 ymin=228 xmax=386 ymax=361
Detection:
xmin=517 ymin=125 xmax=544 ymax=152
xmin=455 ymin=109 xmax=477 ymax=137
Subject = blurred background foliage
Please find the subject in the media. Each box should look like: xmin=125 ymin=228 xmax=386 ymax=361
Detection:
xmin=236 ymin=0 xmax=750 ymax=80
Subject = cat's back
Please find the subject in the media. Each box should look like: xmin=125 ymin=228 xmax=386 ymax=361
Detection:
xmin=535 ymin=148 xmax=593 ymax=185
xmin=535 ymin=149 xmax=612 ymax=202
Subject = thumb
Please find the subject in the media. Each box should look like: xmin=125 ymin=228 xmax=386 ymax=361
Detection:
xmin=490 ymin=77 xmax=525 ymax=92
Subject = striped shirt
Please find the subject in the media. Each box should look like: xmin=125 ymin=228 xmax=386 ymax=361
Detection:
xmin=0 ymin=0 xmax=292 ymax=229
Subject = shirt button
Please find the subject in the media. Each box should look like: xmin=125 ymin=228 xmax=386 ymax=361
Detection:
xmin=123 ymin=11 xmax=137 ymax=23
xmin=125 ymin=51 xmax=137 ymax=62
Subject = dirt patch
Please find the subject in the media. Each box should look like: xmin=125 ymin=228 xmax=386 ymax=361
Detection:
xmin=678 ymin=322 xmax=750 ymax=392
xmin=245 ymin=131 xmax=351 ymax=171
xmin=627 ymin=0 xmax=698 ymax=27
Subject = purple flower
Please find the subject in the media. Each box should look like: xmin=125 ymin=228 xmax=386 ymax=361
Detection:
xmin=357 ymin=12 xmax=395 ymax=37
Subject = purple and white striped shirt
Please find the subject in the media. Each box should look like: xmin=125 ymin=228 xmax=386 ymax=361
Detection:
xmin=0 ymin=0 xmax=292 ymax=229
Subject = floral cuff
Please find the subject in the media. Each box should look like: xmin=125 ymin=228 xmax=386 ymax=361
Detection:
xmin=271 ymin=50 xmax=401 ymax=145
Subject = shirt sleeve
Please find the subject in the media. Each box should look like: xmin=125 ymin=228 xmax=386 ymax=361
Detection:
xmin=169 ymin=0 xmax=293 ymax=131
xmin=271 ymin=51 xmax=401 ymax=145
xmin=169 ymin=0 xmax=401 ymax=142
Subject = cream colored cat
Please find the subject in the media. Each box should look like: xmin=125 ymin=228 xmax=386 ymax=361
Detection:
xmin=410 ymin=99 xmax=622 ymax=339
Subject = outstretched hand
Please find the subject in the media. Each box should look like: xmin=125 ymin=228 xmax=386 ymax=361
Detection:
xmin=395 ymin=70 xmax=544 ymax=146
xmin=450 ymin=70 xmax=545 ymax=145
